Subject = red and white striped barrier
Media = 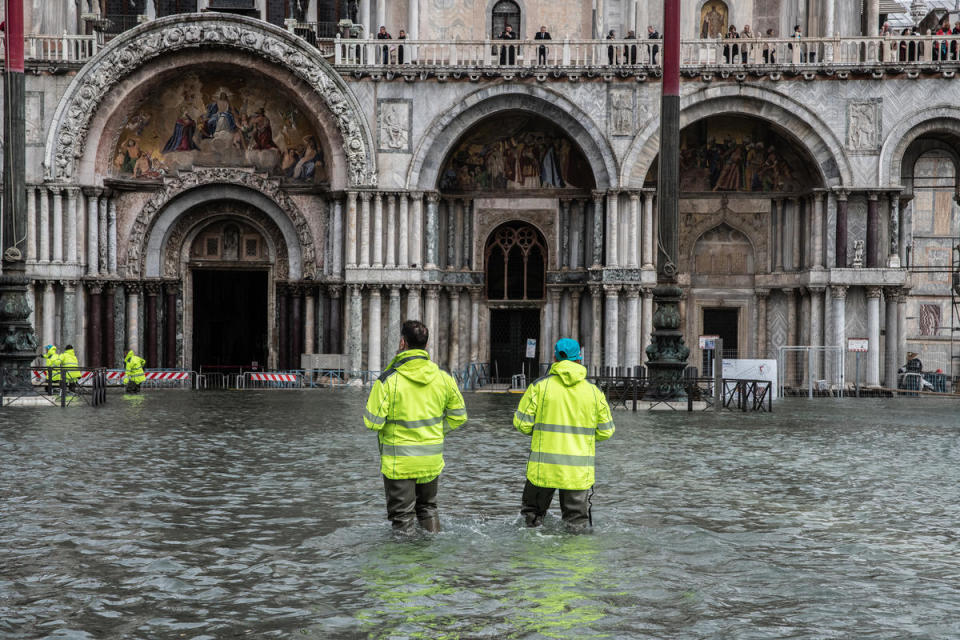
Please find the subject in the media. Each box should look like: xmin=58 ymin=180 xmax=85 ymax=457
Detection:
xmin=238 ymin=371 xmax=304 ymax=389
xmin=249 ymin=373 xmax=299 ymax=383
xmin=145 ymin=371 xmax=190 ymax=381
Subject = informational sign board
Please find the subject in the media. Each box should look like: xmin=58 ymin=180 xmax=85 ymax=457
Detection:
xmin=699 ymin=335 xmax=719 ymax=350
xmin=525 ymin=339 xmax=537 ymax=359
xmin=847 ymin=338 xmax=869 ymax=352
xmin=721 ymin=359 xmax=779 ymax=399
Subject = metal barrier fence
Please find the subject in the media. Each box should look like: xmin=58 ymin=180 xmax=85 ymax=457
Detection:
xmin=778 ymin=346 xmax=845 ymax=397
xmin=238 ymin=371 xmax=304 ymax=389
xmin=589 ymin=374 xmax=773 ymax=412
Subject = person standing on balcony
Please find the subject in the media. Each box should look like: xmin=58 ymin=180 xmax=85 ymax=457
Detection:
xmin=788 ymin=24 xmax=804 ymax=62
xmin=763 ymin=28 xmax=776 ymax=63
xmin=723 ymin=25 xmax=739 ymax=64
xmin=535 ymin=26 xmax=552 ymax=65
xmin=376 ymin=25 xmax=392 ymax=64
xmin=740 ymin=24 xmax=753 ymax=63
xmin=499 ymin=24 xmax=517 ymax=65
xmin=647 ymin=25 xmax=660 ymax=65
xmin=513 ymin=338 xmax=615 ymax=530
xmin=364 ymin=320 xmax=468 ymax=534
xmin=624 ymin=30 xmax=638 ymax=64
xmin=606 ymin=30 xmax=617 ymax=65
xmin=397 ymin=29 xmax=407 ymax=64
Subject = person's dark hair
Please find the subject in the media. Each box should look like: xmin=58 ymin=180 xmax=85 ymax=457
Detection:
xmin=401 ymin=320 xmax=429 ymax=349
xmin=64 ymin=344 xmax=73 ymax=351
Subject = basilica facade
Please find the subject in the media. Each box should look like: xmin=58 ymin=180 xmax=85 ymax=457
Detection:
xmin=5 ymin=0 xmax=960 ymax=387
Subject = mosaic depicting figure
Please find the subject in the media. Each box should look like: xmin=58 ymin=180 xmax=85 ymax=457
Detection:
xmin=109 ymin=71 xmax=327 ymax=183
xmin=678 ymin=117 xmax=813 ymax=193
xmin=439 ymin=116 xmax=594 ymax=192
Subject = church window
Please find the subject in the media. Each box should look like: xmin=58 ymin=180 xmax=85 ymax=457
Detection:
xmin=485 ymin=222 xmax=546 ymax=301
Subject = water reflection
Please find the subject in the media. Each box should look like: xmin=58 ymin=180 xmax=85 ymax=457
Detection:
xmin=2 ymin=394 xmax=960 ymax=638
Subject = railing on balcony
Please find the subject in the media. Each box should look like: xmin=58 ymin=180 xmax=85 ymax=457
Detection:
xmin=3 ymin=31 xmax=960 ymax=70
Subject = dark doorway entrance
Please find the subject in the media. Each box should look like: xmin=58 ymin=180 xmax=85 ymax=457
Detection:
xmin=702 ymin=307 xmax=739 ymax=370
xmin=489 ymin=308 xmax=540 ymax=381
xmin=193 ymin=269 xmax=268 ymax=372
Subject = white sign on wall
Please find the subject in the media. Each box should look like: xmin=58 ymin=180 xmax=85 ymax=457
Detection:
xmin=525 ymin=339 xmax=537 ymax=359
xmin=721 ymin=359 xmax=779 ymax=399
xmin=699 ymin=335 xmax=719 ymax=350
xmin=847 ymin=338 xmax=869 ymax=352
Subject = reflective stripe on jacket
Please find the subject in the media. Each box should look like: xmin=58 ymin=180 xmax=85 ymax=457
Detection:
xmin=363 ymin=348 xmax=467 ymax=481
xmin=123 ymin=350 xmax=146 ymax=384
xmin=513 ymin=359 xmax=614 ymax=491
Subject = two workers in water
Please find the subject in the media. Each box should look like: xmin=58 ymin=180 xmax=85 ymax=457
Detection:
xmin=364 ymin=320 xmax=615 ymax=534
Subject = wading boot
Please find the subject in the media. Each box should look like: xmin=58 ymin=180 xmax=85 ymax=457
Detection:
xmin=419 ymin=516 xmax=441 ymax=533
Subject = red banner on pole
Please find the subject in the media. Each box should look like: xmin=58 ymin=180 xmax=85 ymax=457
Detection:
xmin=3 ymin=0 xmax=24 ymax=73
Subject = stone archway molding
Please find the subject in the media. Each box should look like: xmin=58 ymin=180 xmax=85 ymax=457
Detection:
xmin=621 ymin=84 xmax=853 ymax=189
xmin=878 ymin=105 xmax=960 ymax=186
xmin=682 ymin=208 xmax=764 ymax=274
xmin=406 ymin=84 xmax=619 ymax=190
xmin=131 ymin=168 xmax=313 ymax=280
xmin=44 ymin=13 xmax=376 ymax=186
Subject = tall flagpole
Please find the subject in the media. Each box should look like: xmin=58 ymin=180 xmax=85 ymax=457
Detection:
xmin=1 ymin=0 xmax=40 ymax=390
xmin=644 ymin=0 xmax=690 ymax=399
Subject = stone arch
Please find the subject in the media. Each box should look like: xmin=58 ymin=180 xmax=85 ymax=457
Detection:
xmin=130 ymin=169 xmax=313 ymax=279
xmin=680 ymin=206 xmax=766 ymax=277
xmin=44 ymin=13 xmax=376 ymax=186
xmin=878 ymin=105 xmax=960 ymax=188
xmin=407 ymin=85 xmax=618 ymax=190
xmin=691 ymin=223 xmax=756 ymax=278
xmin=621 ymin=84 xmax=852 ymax=189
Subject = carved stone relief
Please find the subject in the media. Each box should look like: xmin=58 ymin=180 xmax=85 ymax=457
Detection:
xmin=608 ymin=88 xmax=635 ymax=137
xmin=377 ymin=99 xmax=412 ymax=153
xmin=47 ymin=15 xmax=375 ymax=185
xmin=846 ymin=99 xmax=881 ymax=153
xmin=126 ymin=167 xmax=315 ymax=279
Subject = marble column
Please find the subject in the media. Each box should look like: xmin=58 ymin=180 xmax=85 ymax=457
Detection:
xmin=866 ymin=286 xmax=881 ymax=386
xmin=108 ymin=198 xmax=118 ymax=274
xmin=368 ymin=287 xmax=382 ymax=373
xmin=627 ymin=192 xmax=640 ymax=269
xmin=866 ymin=0 xmax=879 ymax=35
xmin=835 ymin=190 xmax=848 ymax=268
xmin=349 ymin=285 xmax=363 ymax=376
xmin=590 ymin=285 xmax=602 ymax=371
xmin=39 ymin=187 xmax=50 ymax=263
xmin=277 ymin=285 xmax=289 ymax=370
xmin=398 ymin=193 xmax=409 ymax=268
xmin=43 ymin=282 xmax=56 ymax=349
xmin=897 ymin=198 xmax=909 ymax=266
xmin=772 ymin=199 xmax=783 ymax=271
xmin=884 ymin=287 xmax=899 ymax=389
xmin=333 ymin=197 xmax=344 ymax=273
xmin=406 ymin=284 xmax=421 ymax=321
xmin=570 ymin=200 xmax=582 ymax=270
xmin=407 ymin=0 xmax=418 ymax=38
xmin=385 ymin=193 xmax=396 ymax=268
xmin=624 ymin=285 xmax=640 ymax=369
xmin=800 ymin=290 xmax=811 ymax=383
xmin=387 ymin=285 xmax=402 ymax=358
xmin=887 ymin=192 xmax=900 ymax=267
xmin=359 ymin=0 xmax=370 ymax=36
xmin=376 ymin=0 xmax=386 ymax=38
xmin=164 ymin=284 xmax=177 ymax=368
xmin=104 ymin=284 xmax=116 ymax=368
xmin=425 ymin=192 xmax=440 ymax=270
xmin=791 ymin=198 xmax=801 ymax=271
xmin=328 ymin=286 xmax=343 ymax=354
xmin=85 ymin=189 xmax=100 ymax=276
xmin=455 ymin=199 xmax=466 ymax=270
xmin=51 ymin=188 xmax=64 ymax=263
xmin=62 ymin=281 xmax=78 ymax=352
xmin=448 ymin=287 xmax=460 ymax=372
xmin=831 ymin=286 xmax=847 ymax=382
xmin=550 ymin=288 xmax=561 ymax=347
xmin=445 ymin=199 xmax=456 ymax=270
xmin=541 ymin=291 xmax=554 ymax=364
xmin=604 ymin=285 xmax=620 ymax=370
xmin=813 ymin=191 xmax=825 ymax=268
xmin=98 ymin=194 xmax=108 ymax=274
xmin=462 ymin=199 xmax=473 ymax=270
xmin=605 ymin=191 xmax=619 ymax=268
xmin=866 ymin=192 xmax=879 ymax=268
xmin=26 ymin=186 xmax=37 ymax=263
xmin=755 ymin=289 xmax=769 ymax=359
xmin=305 ymin=287 xmax=316 ymax=354
xmin=89 ymin=283 xmax=104 ymax=368
xmin=570 ymin=288 xmax=582 ymax=344
xmin=810 ymin=286 xmax=824 ymax=380
xmin=346 ymin=191 xmax=358 ymax=268
xmin=784 ymin=288 xmax=797 ymax=385
xmin=462 ymin=287 xmax=479 ymax=363
xmin=373 ymin=193 xmax=385 ymax=268
xmin=145 ymin=283 xmax=158 ymax=368
xmin=897 ymin=288 xmax=908 ymax=371
xmin=592 ymin=191 xmax=604 ymax=268
xmin=560 ymin=199 xmax=571 ymax=270
xmin=642 ymin=192 xmax=655 ymax=269
xmin=424 ymin=286 xmax=440 ymax=342
xmin=410 ymin=192 xmax=424 ymax=268
xmin=641 ymin=287 xmax=654 ymax=361
xmin=359 ymin=192 xmax=372 ymax=267
xmin=66 ymin=188 xmax=78 ymax=264
xmin=125 ymin=282 xmax=139 ymax=352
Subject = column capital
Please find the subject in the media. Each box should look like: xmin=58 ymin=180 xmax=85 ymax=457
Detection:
xmin=606 ymin=189 xmax=621 ymax=198
xmin=408 ymin=190 xmax=424 ymax=200
xmin=327 ymin=284 xmax=344 ymax=299
xmin=424 ymin=284 xmax=441 ymax=299
xmin=87 ymin=281 xmax=104 ymax=295
xmin=348 ymin=283 xmax=364 ymax=295
xmin=884 ymin=285 xmax=903 ymax=300
xmin=122 ymin=280 xmax=141 ymax=294
xmin=624 ymin=284 xmax=641 ymax=298
xmin=603 ymin=284 xmax=621 ymax=296
xmin=467 ymin=285 xmax=483 ymax=301
xmin=628 ymin=191 xmax=641 ymax=202
xmin=368 ymin=285 xmax=382 ymax=297
xmin=81 ymin=186 xmax=103 ymax=197
xmin=387 ymin=284 xmax=402 ymax=296
xmin=591 ymin=190 xmax=605 ymax=203
xmin=358 ymin=191 xmax=373 ymax=203
xmin=164 ymin=281 xmax=180 ymax=295
xmin=867 ymin=191 xmax=879 ymax=202
xmin=60 ymin=279 xmax=79 ymax=291
xmin=780 ymin=287 xmax=794 ymax=296
xmin=42 ymin=280 xmax=56 ymax=291
xmin=425 ymin=191 xmax=441 ymax=204
xmin=830 ymin=285 xmax=848 ymax=299
xmin=808 ymin=285 xmax=826 ymax=294
xmin=589 ymin=284 xmax=602 ymax=296
xmin=49 ymin=186 xmax=63 ymax=196
xmin=373 ymin=192 xmax=383 ymax=203
xmin=569 ymin=287 xmax=583 ymax=301
xmin=405 ymin=283 xmax=422 ymax=294
xmin=834 ymin=188 xmax=849 ymax=201
xmin=865 ymin=286 xmax=883 ymax=299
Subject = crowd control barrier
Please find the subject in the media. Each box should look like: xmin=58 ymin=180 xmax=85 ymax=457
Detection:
xmin=238 ymin=372 xmax=304 ymax=389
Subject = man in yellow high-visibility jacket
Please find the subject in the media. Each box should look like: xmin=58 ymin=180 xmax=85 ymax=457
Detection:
xmin=58 ymin=345 xmax=82 ymax=387
xmin=123 ymin=350 xmax=146 ymax=393
xmin=364 ymin=320 xmax=468 ymax=533
xmin=513 ymin=338 xmax=614 ymax=529
xmin=42 ymin=344 xmax=60 ymax=393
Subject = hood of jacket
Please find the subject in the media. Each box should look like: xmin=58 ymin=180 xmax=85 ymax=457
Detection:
xmin=125 ymin=350 xmax=136 ymax=363
xmin=548 ymin=359 xmax=587 ymax=386
xmin=386 ymin=349 xmax=439 ymax=386
xmin=44 ymin=346 xmax=58 ymax=358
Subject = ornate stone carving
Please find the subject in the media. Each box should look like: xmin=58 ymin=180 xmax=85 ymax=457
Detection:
xmin=847 ymin=99 xmax=881 ymax=152
xmin=47 ymin=15 xmax=375 ymax=186
xmin=377 ymin=99 xmax=411 ymax=153
xmin=608 ymin=88 xmax=635 ymax=137
xmin=125 ymin=168 xmax=313 ymax=279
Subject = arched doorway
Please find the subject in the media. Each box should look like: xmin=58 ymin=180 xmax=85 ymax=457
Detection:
xmin=189 ymin=220 xmax=271 ymax=371
xmin=485 ymin=221 xmax=547 ymax=380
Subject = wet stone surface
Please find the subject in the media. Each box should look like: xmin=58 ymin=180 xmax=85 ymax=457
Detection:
xmin=2 ymin=392 xmax=959 ymax=638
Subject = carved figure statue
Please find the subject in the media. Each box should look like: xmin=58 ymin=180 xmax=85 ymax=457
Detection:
xmin=853 ymin=240 xmax=864 ymax=268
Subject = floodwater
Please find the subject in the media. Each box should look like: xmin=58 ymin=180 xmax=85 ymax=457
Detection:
xmin=2 ymin=392 xmax=959 ymax=639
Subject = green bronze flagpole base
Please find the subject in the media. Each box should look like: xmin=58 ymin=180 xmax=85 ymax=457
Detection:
xmin=644 ymin=282 xmax=690 ymax=400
